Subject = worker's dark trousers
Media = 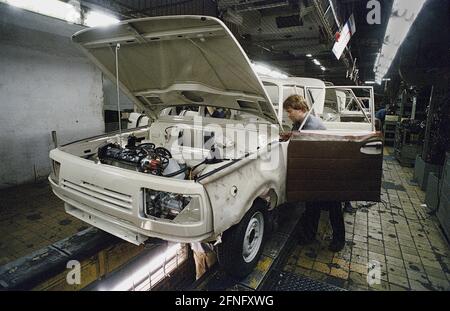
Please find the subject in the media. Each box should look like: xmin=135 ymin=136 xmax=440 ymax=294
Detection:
xmin=300 ymin=201 xmax=345 ymax=242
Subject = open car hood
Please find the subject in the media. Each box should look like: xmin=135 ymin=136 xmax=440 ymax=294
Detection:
xmin=72 ymin=15 xmax=280 ymax=125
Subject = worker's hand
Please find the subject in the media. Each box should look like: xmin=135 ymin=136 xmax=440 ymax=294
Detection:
xmin=279 ymin=131 xmax=293 ymax=142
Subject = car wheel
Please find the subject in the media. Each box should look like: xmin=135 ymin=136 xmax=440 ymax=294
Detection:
xmin=217 ymin=199 xmax=267 ymax=278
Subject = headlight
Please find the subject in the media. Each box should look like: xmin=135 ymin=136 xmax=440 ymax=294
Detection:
xmin=50 ymin=160 xmax=61 ymax=184
xmin=143 ymin=189 xmax=200 ymax=221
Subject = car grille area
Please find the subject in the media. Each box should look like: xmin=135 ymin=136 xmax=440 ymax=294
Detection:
xmin=61 ymin=180 xmax=133 ymax=211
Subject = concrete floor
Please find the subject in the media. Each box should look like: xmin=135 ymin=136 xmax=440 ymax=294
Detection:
xmin=0 ymin=148 xmax=449 ymax=291
xmin=282 ymin=148 xmax=450 ymax=291
xmin=0 ymin=182 xmax=88 ymax=266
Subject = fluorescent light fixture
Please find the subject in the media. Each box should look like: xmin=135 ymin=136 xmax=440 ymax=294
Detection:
xmin=320 ymin=66 xmax=326 ymax=71
xmin=365 ymin=81 xmax=376 ymax=84
xmin=306 ymin=54 xmax=313 ymax=57
xmin=373 ymin=0 xmax=427 ymax=81
xmin=110 ymin=243 xmax=182 ymax=291
xmin=313 ymin=59 xmax=321 ymax=66
xmin=252 ymin=63 xmax=288 ymax=79
xmin=2 ymin=0 xmax=81 ymax=24
xmin=84 ymin=10 xmax=120 ymax=27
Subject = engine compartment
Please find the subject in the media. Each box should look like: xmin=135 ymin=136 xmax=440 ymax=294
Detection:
xmin=98 ymin=137 xmax=187 ymax=179
xmin=61 ymin=117 xmax=278 ymax=184
xmin=95 ymin=130 xmax=227 ymax=182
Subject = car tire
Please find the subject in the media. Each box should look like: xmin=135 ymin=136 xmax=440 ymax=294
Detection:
xmin=217 ymin=199 xmax=267 ymax=278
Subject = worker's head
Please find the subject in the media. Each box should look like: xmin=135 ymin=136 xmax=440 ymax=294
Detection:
xmin=283 ymin=95 xmax=309 ymax=123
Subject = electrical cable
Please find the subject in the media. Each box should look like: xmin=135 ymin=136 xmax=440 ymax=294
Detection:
xmin=162 ymin=165 xmax=189 ymax=178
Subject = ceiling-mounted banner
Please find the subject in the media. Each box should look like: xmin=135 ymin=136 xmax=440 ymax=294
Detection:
xmin=332 ymin=14 xmax=356 ymax=60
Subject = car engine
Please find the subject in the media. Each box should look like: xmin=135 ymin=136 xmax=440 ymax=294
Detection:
xmin=98 ymin=135 xmax=187 ymax=179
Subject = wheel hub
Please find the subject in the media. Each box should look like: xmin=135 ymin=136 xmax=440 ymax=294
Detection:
xmin=242 ymin=211 xmax=264 ymax=263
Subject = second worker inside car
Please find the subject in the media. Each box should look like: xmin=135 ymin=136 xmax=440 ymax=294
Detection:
xmin=282 ymin=94 xmax=346 ymax=252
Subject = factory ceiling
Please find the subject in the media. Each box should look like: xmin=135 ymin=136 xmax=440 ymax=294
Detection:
xmin=72 ymin=0 xmax=395 ymax=86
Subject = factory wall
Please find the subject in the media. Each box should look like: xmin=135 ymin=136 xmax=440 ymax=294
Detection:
xmin=0 ymin=5 xmax=105 ymax=188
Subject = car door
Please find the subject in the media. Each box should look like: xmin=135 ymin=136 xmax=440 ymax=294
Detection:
xmin=286 ymin=86 xmax=383 ymax=202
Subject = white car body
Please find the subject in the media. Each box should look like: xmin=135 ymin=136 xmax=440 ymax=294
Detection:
xmin=50 ymin=15 xmax=285 ymax=245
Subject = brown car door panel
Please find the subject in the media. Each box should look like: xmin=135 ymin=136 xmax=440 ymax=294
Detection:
xmin=286 ymin=132 xmax=383 ymax=202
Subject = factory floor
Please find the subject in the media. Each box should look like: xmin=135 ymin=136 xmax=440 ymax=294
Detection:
xmin=283 ymin=148 xmax=450 ymax=291
xmin=0 ymin=181 xmax=89 ymax=266
xmin=1 ymin=148 xmax=449 ymax=291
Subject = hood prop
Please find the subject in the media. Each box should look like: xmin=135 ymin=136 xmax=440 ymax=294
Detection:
xmin=115 ymin=43 xmax=122 ymax=137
